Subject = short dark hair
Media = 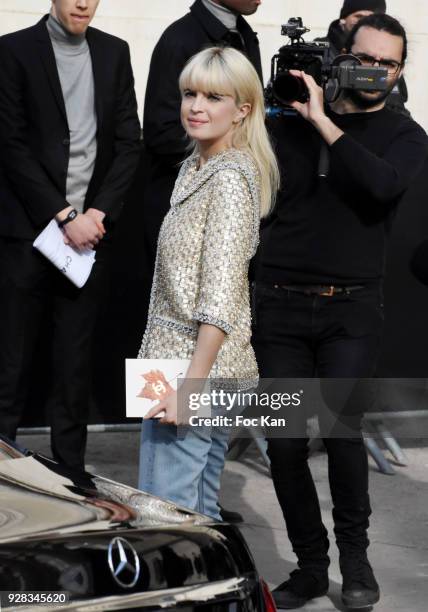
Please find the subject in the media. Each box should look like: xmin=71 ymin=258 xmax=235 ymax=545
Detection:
xmin=345 ymin=13 xmax=408 ymax=63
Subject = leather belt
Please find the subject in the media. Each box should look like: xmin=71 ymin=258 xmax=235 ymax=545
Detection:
xmin=273 ymin=284 xmax=365 ymax=297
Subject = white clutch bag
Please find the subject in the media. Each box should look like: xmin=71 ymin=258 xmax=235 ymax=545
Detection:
xmin=125 ymin=359 xmax=191 ymax=418
xmin=33 ymin=219 xmax=96 ymax=288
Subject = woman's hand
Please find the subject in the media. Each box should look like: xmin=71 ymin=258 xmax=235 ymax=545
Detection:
xmin=143 ymin=324 xmax=226 ymax=427
xmin=144 ymin=390 xmax=179 ymax=426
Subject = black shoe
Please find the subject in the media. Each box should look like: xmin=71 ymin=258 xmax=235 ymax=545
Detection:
xmin=341 ymin=556 xmax=380 ymax=609
xmin=272 ymin=569 xmax=329 ymax=609
xmin=219 ymin=505 xmax=243 ymax=523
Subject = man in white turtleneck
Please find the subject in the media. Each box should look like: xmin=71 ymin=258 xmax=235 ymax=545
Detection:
xmin=50 ymin=0 xmax=106 ymax=248
xmin=0 ymin=0 xmax=141 ymax=469
xmin=47 ymin=5 xmax=98 ymax=224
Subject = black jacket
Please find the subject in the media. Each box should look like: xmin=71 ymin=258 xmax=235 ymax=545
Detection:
xmin=315 ymin=19 xmax=347 ymax=60
xmin=143 ymin=0 xmax=263 ymax=164
xmin=411 ymin=239 xmax=428 ymax=287
xmin=141 ymin=0 xmax=263 ymax=263
xmin=0 ymin=16 xmax=141 ymax=239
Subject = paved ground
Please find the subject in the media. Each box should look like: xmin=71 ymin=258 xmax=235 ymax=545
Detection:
xmin=18 ymin=431 xmax=428 ymax=612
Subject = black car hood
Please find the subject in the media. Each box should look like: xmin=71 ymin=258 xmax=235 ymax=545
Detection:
xmin=0 ymin=439 xmax=259 ymax=608
xmin=0 ymin=438 xmax=211 ymax=543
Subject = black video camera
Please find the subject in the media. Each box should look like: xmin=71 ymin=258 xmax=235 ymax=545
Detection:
xmin=265 ymin=17 xmax=389 ymax=116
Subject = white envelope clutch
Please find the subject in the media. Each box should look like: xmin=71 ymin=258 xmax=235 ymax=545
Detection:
xmin=33 ymin=219 xmax=96 ymax=288
xmin=125 ymin=359 xmax=191 ymax=418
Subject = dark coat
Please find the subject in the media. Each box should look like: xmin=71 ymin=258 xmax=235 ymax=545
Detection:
xmin=315 ymin=19 xmax=347 ymax=61
xmin=411 ymin=239 xmax=428 ymax=287
xmin=0 ymin=16 xmax=141 ymax=239
xmin=141 ymin=0 xmax=263 ymax=264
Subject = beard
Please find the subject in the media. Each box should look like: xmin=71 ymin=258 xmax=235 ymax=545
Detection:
xmin=344 ymin=80 xmax=398 ymax=110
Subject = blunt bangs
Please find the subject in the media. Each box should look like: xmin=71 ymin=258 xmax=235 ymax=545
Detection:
xmin=179 ymin=49 xmax=237 ymax=99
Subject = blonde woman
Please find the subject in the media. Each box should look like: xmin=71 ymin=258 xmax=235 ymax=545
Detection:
xmin=138 ymin=46 xmax=279 ymax=519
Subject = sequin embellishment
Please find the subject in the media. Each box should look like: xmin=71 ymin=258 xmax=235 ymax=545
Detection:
xmin=138 ymin=149 xmax=260 ymax=390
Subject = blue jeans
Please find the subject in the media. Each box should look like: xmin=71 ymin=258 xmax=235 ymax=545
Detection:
xmin=138 ymin=418 xmax=231 ymax=520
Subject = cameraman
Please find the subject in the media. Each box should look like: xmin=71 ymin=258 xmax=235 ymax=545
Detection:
xmin=254 ymin=14 xmax=428 ymax=610
xmin=315 ymin=0 xmax=409 ymax=114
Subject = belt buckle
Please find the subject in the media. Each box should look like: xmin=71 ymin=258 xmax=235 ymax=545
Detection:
xmin=320 ymin=286 xmax=335 ymax=297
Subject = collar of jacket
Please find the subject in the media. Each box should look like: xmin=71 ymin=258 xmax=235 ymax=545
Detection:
xmin=190 ymin=0 xmax=229 ymax=40
xmin=327 ymin=19 xmax=347 ymax=55
xmin=189 ymin=0 xmax=262 ymax=82
xmin=35 ymin=15 xmax=105 ymax=127
xmin=170 ymin=149 xmax=260 ymax=255
xmin=190 ymin=0 xmax=256 ymax=43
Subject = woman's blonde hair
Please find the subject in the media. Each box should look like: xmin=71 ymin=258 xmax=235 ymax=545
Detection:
xmin=179 ymin=46 xmax=280 ymax=218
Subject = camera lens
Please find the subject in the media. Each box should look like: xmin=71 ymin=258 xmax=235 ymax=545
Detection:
xmin=272 ymin=72 xmax=309 ymax=105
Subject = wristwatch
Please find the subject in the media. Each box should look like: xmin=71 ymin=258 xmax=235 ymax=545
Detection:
xmin=57 ymin=208 xmax=78 ymax=229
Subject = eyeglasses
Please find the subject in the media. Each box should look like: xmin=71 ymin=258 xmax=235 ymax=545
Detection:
xmin=352 ymin=53 xmax=402 ymax=75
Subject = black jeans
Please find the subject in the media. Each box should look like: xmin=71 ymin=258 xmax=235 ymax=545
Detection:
xmin=0 ymin=237 xmax=112 ymax=470
xmin=252 ymin=282 xmax=384 ymax=573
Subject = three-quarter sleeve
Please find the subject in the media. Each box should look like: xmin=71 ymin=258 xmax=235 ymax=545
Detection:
xmin=193 ymin=167 xmax=258 ymax=334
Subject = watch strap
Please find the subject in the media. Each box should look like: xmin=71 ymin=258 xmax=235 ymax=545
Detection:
xmin=58 ymin=208 xmax=78 ymax=229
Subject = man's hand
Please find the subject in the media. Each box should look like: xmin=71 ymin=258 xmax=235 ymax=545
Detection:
xmin=55 ymin=206 xmax=106 ymax=250
xmin=85 ymin=208 xmax=106 ymax=236
xmin=63 ymin=214 xmax=104 ymax=251
xmin=289 ymin=70 xmax=326 ymax=124
xmin=290 ymin=70 xmax=344 ymax=146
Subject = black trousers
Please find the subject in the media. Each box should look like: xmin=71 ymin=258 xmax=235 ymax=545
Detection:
xmin=253 ymin=282 xmax=384 ymax=573
xmin=0 ymin=237 xmax=112 ymax=470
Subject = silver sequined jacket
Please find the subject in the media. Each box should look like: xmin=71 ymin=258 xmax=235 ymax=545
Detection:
xmin=138 ymin=148 xmax=260 ymax=389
